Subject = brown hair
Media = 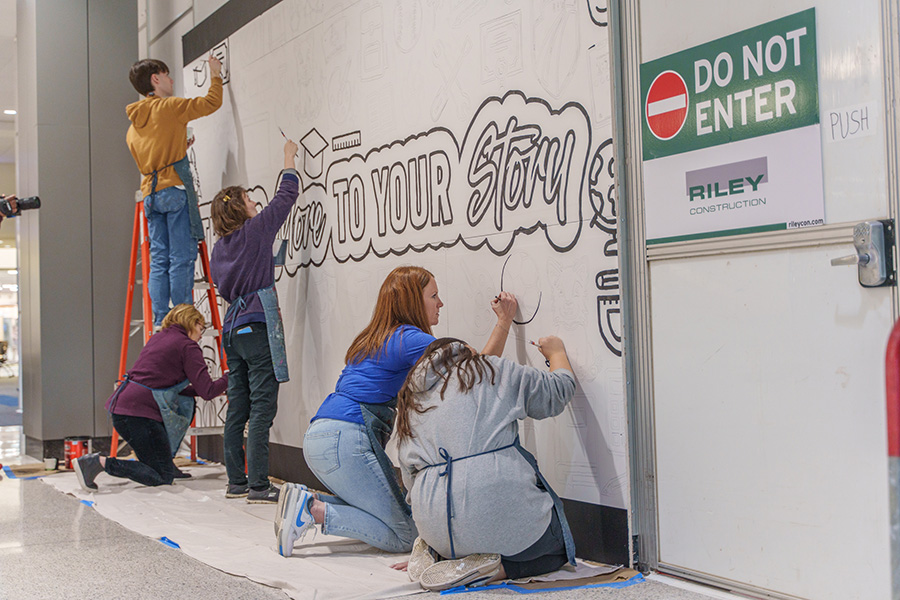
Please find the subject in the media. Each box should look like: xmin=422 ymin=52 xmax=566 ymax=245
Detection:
xmin=129 ymin=59 xmax=169 ymax=96
xmin=345 ymin=266 xmax=434 ymax=364
xmin=395 ymin=337 xmax=496 ymax=441
xmin=161 ymin=304 xmax=205 ymax=334
xmin=211 ymin=186 xmax=250 ymax=237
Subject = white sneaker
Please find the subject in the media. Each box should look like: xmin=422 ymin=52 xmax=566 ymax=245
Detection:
xmin=275 ymin=482 xmax=304 ymax=535
xmin=419 ymin=553 xmax=501 ymax=591
xmin=407 ymin=537 xmax=437 ymax=582
xmin=276 ymin=484 xmax=316 ymax=557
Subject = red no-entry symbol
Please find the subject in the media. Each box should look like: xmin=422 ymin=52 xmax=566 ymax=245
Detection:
xmin=646 ymin=70 xmax=689 ymax=141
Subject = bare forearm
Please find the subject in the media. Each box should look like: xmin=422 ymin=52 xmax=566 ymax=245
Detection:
xmin=481 ymin=320 xmax=512 ymax=356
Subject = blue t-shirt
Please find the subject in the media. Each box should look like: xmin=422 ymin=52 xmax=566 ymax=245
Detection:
xmin=312 ymin=325 xmax=435 ymax=425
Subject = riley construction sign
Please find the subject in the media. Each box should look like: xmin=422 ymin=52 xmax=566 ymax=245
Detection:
xmin=640 ymin=9 xmax=824 ymax=244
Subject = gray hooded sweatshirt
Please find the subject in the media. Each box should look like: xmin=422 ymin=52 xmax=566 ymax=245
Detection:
xmin=397 ymin=345 xmax=576 ymax=558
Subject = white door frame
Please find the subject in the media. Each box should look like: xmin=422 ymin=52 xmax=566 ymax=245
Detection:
xmin=611 ymin=0 xmax=900 ymax=596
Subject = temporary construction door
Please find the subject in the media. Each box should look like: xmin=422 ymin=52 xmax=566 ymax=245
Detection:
xmin=618 ymin=1 xmax=898 ymax=598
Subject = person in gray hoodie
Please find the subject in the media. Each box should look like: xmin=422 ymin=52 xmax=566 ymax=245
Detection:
xmin=395 ymin=336 xmax=577 ymax=591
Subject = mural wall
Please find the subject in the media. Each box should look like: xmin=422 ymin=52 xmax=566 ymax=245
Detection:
xmin=185 ymin=0 xmax=624 ymax=509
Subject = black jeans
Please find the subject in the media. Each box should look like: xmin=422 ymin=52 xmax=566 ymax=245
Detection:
xmin=223 ymin=322 xmax=279 ymax=490
xmin=106 ymin=414 xmax=175 ymax=486
xmin=501 ymin=508 xmax=569 ymax=580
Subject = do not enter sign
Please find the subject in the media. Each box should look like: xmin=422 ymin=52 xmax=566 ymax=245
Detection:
xmin=646 ymin=70 xmax=688 ymax=140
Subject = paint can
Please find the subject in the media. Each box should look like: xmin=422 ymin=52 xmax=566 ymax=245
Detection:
xmin=64 ymin=437 xmax=91 ymax=469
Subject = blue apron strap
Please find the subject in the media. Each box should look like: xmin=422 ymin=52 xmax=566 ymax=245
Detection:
xmin=108 ymin=375 xmax=134 ymax=414
xmin=223 ymin=285 xmax=289 ymax=383
xmin=512 ymin=439 xmax=577 ymax=566
xmin=437 ymin=447 xmax=456 ymax=558
xmin=144 ymin=155 xmax=204 ymax=241
xmin=423 ymin=438 xmax=519 ymax=559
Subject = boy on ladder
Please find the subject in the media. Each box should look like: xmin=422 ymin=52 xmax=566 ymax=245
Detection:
xmin=125 ymin=55 xmax=223 ymax=326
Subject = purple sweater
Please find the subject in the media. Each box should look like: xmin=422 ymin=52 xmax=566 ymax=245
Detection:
xmin=106 ymin=325 xmax=228 ymax=421
xmin=210 ymin=169 xmax=300 ymax=331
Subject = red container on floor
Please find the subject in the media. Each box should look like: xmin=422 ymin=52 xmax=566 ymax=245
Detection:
xmin=64 ymin=437 xmax=90 ymax=469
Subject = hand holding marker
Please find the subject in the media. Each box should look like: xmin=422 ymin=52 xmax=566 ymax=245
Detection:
xmin=279 ymin=127 xmax=298 ymax=156
xmin=529 ymin=340 xmax=552 ymax=368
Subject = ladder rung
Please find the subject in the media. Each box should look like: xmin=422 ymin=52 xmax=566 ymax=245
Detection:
xmin=187 ymin=426 xmax=225 ymax=436
xmin=194 ymin=281 xmax=211 ymax=290
xmin=201 ymin=329 xmax=221 ymax=338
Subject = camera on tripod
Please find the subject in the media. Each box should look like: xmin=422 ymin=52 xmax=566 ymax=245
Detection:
xmin=0 ymin=196 xmax=41 ymax=218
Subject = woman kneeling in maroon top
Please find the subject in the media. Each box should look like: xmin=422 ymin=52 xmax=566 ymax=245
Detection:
xmin=74 ymin=305 xmax=228 ymax=491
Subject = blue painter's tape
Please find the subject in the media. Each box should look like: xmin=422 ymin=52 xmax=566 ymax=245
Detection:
xmin=1 ymin=466 xmax=42 ymax=480
xmin=80 ymin=499 xmax=95 ymax=507
xmin=440 ymin=573 xmax=645 ymax=595
xmin=159 ymin=536 xmax=181 ymax=549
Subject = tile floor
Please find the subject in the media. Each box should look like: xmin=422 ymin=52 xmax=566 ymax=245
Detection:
xmin=0 ymin=419 xmax=735 ymax=600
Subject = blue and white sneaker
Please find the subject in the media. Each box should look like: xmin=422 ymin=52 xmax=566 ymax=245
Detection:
xmin=275 ymin=482 xmax=306 ymax=535
xmin=276 ymin=484 xmax=316 ymax=557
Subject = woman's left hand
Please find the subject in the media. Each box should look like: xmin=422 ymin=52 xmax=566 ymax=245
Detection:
xmin=390 ymin=561 xmax=409 ymax=572
xmin=491 ymin=291 xmax=518 ymax=326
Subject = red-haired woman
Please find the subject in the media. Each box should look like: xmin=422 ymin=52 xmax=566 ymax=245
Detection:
xmin=275 ymin=266 xmax=516 ymax=557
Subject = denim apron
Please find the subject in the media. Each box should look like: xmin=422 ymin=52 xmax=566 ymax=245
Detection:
xmin=421 ymin=436 xmax=576 ymax=565
xmin=359 ymin=398 xmax=412 ymax=517
xmin=223 ymin=285 xmax=289 ymax=382
xmin=108 ymin=376 xmax=195 ymax=456
xmin=144 ymin=154 xmax=204 ymax=241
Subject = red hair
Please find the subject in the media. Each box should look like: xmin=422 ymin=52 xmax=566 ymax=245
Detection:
xmin=345 ymin=266 xmax=434 ymax=364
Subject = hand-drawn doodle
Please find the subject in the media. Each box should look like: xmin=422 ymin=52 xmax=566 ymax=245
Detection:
xmin=300 ymin=129 xmax=328 ymax=179
xmin=452 ymin=0 xmax=488 ymax=28
xmin=433 ymin=41 xmax=472 ymax=121
xmin=211 ymin=40 xmax=231 ymax=85
xmin=602 ymin=474 xmax=627 ymax=500
xmin=332 ymin=131 xmax=362 ymax=152
xmin=328 ymin=60 xmax=353 ymax=124
xmin=588 ymin=44 xmax=612 ymax=128
xmin=431 ymin=38 xmax=471 ymax=122
xmin=547 ymin=258 xmax=601 ymax=381
xmin=193 ymin=62 xmax=208 ymax=88
xmin=293 ymin=36 xmax=324 ymax=122
xmin=595 ymin=268 xmax=621 ymax=357
xmin=323 ymin=17 xmax=348 ymax=59
xmin=586 ymin=0 xmax=609 ymax=27
xmin=460 ymin=266 xmax=497 ymax=335
xmin=277 ymin=91 xmax=590 ymax=267
xmin=588 ymin=138 xmax=617 ymax=257
xmin=499 ymin=253 xmax=541 ymax=325
xmin=394 ymin=0 xmax=423 ymax=53
xmin=533 ymin=0 xmax=579 ymax=98
xmin=480 ymin=11 xmax=523 ymax=84
xmin=360 ymin=2 xmax=387 ymax=81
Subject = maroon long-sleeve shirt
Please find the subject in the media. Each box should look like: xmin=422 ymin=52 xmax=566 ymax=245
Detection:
xmin=106 ymin=324 xmax=228 ymax=421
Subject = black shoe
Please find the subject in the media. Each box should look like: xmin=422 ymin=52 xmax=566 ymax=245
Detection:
xmin=247 ymin=483 xmax=280 ymax=504
xmin=74 ymin=453 xmax=104 ymax=491
xmin=172 ymin=467 xmax=192 ymax=479
xmin=226 ymin=482 xmax=249 ymax=498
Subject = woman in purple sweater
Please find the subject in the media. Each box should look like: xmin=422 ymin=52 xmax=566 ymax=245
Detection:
xmin=208 ymin=139 xmax=300 ymax=504
xmin=74 ymin=304 xmax=228 ymax=491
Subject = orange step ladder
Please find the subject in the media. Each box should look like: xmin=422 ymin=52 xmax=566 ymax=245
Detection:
xmin=111 ymin=193 xmax=227 ymax=461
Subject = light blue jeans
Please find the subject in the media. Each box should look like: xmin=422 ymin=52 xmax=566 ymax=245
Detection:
xmin=304 ymin=418 xmax=417 ymax=553
xmin=144 ymin=187 xmax=198 ymax=325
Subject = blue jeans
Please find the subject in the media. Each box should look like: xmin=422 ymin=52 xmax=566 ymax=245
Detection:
xmin=304 ymin=418 xmax=417 ymax=553
xmin=144 ymin=187 xmax=198 ymax=326
xmin=223 ymin=323 xmax=279 ymax=490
